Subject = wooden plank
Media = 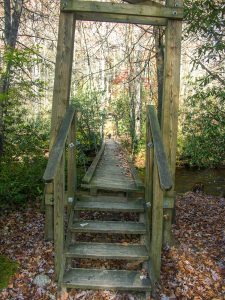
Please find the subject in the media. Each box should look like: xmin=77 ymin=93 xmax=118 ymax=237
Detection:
xmin=67 ymin=112 xmax=77 ymax=206
xmin=150 ymin=162 xmax=163 ymax=281
xmin=49 ymin=12 xmax=75 ymax=149
xmin=62 ymin=1 xmax=183 ymax=19
xmin=127 ymin=158 xmax=144 ymax=190
xmin=124 ymin=0 xmax=164 ymax=7
xmin=71 ymin=220 xmax=146 ymax=234
xmin=81 ymin=183 xmax=138 ymax=192
xmin=161 ymin=0 xmax=183 ymax=245
xmin=62 ymin=268 xmax=151 ymax=291
xmin=82 ymin=142 xmax=105 ymax=183
xmin=44 ymin=183 xmax=54 ymax=240
xmin=65 ymin=243 xmax=149 ymax=260
xmin=148 ymin=105 xmax=173 ymax=191
xmin=76 ymin=12 xmax=167 ymax=26
xmin=43 ymin=105 xmax=75 ymax=182
xmin=54 ymin=154 xmax=65 ymax=280
xmin=74 ymin=200 xmax=144 ymax=212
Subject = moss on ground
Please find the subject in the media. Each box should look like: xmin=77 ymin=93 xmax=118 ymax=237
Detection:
xmin=0 ymin=255 xmax=18 ymax=289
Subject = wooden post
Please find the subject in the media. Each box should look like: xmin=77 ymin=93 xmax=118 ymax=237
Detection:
xmin=145 ymin=106 xmax=153 ymax=244
xmin=44 ymin=183 xmax=54 ymax=240
xmin=67 ymin=113 xmax=77 ymax=209
xmin=161 ymin=0 xmax=183 ymax=245
xmin=45 ymin=12 xmax=75 ymax=240
xmin=150 ymin=163 xmax=164 ymax=281
xmin=54 ymin=153 xmax=65 ymax=281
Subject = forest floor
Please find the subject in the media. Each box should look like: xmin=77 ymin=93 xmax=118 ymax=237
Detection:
xmin=0 ymin=192 xmax=224 ymax=300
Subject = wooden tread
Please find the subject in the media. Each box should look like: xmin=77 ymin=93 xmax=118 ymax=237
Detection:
xmin=75 ymin=200 xmax=144 ymax=212
xmin=62 ymin=268 xmax=151 ymax=291
xmin=65 ymin=242 xmax=149 ymax=260
xmin=70 ymin=221 xmax=146 ymax=234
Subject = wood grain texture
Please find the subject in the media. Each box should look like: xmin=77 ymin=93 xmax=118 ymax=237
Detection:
xmin=54 ymin=154 xmax=65 ymax=280
xmin=62 ymin=268 xmax=151 ymax=291
xmin=75 ymin=200 xmax=144 ymax=212
xmin=161 ymin=0 xmax=183 ymax=245
xmin=43 ymin=106 xmax=75 ymax=182
xmin=62 ymin=1 xmax=183 ymax=19
xmin=82 ymin=142 xmax=105 ymax=183
xmin=75 ymin=12 xmax=167 ymax=26
xmin=148 ymin=105 xmax=173 ymax=191
xmin=65 ymin=243 xmax=149 ymax=260
xmin=70 ymin=220 xmax=146 ymax=234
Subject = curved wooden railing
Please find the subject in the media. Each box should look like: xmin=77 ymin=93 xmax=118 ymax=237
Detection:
xmin=43 ymin=105 xmax=77 ymax=279
xmin=145 ymin=105 xmax=172 ymax=282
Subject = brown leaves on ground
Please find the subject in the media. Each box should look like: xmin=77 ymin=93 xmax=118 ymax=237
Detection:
xmin=159 ymin=192 xmax=225 ymax=300
xmin=0 ymin=192 xmax=224 ymax=299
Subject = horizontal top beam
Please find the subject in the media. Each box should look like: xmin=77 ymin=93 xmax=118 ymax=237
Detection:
xmin=61 ymin=1 xmax=183 ymax=20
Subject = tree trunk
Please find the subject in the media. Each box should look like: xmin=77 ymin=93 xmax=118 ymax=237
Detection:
xmin=0 ymin=0 xmax=23 ymax=155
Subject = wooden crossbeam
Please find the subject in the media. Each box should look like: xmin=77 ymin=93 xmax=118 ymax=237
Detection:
xmin=61 ymin=1 xmax=183 ymax=20
xmin=75 ymin=12 xmax=167 ymax=26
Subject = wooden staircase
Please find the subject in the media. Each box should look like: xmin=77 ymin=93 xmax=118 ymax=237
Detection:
xmin=43 ymin=105 xmax=174 ymax=298
xmin=61 ymin=194 xmax=151 ymax=294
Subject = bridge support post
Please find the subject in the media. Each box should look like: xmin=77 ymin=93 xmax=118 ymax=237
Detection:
xmin=161 ymin=0 xmax=183 ymax=245
xmin=45 ymin=12 xmax=75 ymax=240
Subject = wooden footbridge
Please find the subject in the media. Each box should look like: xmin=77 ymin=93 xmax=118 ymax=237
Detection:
xmin=43 ymin=0 xmax=183 ymax=297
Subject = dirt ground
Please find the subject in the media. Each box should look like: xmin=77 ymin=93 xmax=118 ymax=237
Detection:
xmin=0 ymin=192 xmax=224 ymax=300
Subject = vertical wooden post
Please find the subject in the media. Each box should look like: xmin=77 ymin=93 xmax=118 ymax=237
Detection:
xmin=54 ymin=153 xmax=65 ymax=280
xmin=161 ymin=0 xmax=183 ymax=245
xmin=44 ymin=183 xmax=54 ymax=240
xmin=67 ymin=112 xmax=77 ymax=208
xmin=45 ymin=12 xmax=75 ymax=240
xmin=145 ymin=106 xmax=153 ymax=244
xmin=151 ymin=164 xmax=164 ymax=281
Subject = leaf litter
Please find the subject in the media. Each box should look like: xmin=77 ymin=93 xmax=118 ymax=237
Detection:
xmin=0 ymin=192 xmax=224 ymax=299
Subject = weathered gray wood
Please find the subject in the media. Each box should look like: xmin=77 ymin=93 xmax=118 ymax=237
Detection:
xmin=49 ymin=13 xmax=75 ymax=149
xmin=71 ymin=220 xmax=146 ymax=234
xmin=76 ymin=12 xmax=167 ymax=26
xmin=82 ymin=142 xmax=105 ymax=183
xmin=150 ymin=162 xmax=164 ymax=281
xmin=161 ymin=0 xmax=183 ymax=246
xmin=81 ymin=183 xmax=139 ymax=192
xmin=44 ymin=183 xmax=54 ymax=240
xmin=44 ymin=12 xmax=75 ymax=243
xmin=78 ymin=195 xmax=128 ymax=203
xmin=65 ymin=243 xmax=149 ymax=260
xmin=67 ymin=112 xmax=77 ymax=205
xmin=127 ymin=158 xmax=145 ymax=190
xmin=62 ymin=268 xmax=151 ymax=291
xmin=75 ymin=200 xmax=144 ymax=212
xmin=54 ymin=154 xmax=65 ymax=280
xmin=148 ymin=105 xmax=173 ymax=191
xmin=62 ymin=1 xmax=183 ymax=19
xmin=124 ymin=0 xmax=164 ymax=7
xmin=43 ymin=106 xmax=75 ymax=182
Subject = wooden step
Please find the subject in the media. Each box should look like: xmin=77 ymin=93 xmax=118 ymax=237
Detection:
xmin=75 ymin=200 xmax=144 ymax=212
xmin=70 ymin=221 xmax=146 ymax=234
xmin=62 ymin=268 xmax=151 ymax=291
xmin=65 ymin=243 xmax=149 ymax=260
xmin=78 ymin=195 xmax=128 ymax=203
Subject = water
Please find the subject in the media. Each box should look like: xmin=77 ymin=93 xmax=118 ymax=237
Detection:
xmin=175 ymin=168 xmax=225 ymax=196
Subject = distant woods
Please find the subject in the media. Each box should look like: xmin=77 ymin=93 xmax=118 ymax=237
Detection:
xmin=0 ymin=0 xmax=224 ymax=206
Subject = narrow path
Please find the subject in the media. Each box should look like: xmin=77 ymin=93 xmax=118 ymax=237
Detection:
xmin=90 ymin=139 xmax=137 ymax=191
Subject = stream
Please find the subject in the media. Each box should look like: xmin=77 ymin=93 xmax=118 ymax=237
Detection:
xmin=175 ymin=168 xmax=225 ymax=196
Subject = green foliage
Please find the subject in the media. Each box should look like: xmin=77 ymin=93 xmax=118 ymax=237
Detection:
xmin=181 ymin=85 xmax=225 ymax=167
xmin=0 ymin=47 xmax=50 ymax=208
xmin=0 ymin=115 xmax=49 ymax=207
xmin=72 ymin=89 xmax=106 ymax=175
xmin=0 ymin=255 xmax=18 ymax=289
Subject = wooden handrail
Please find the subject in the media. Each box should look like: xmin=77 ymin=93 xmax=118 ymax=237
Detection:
xmin=148 ymin=105 xmax=172 ymax=191
xmin=43 ymin=105 xmax=76 ymax=182
xmin=82 ymin=141 xmax=105 ymax=184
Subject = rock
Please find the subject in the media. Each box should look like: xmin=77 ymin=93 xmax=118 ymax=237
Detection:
xmin=33 ymin=274 xmax=51 ymax=287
